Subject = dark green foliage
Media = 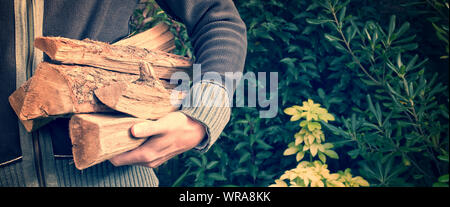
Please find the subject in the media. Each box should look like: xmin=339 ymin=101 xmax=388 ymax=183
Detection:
xmin=131 ymin=0 xmax=448 ymax=187
xmin=306 ymin=0 xmax=449 ymax=186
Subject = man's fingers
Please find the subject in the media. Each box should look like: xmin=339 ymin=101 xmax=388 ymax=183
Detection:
xmin=109 ymin=147 xmax=153 ymax=166
xmin=131 ymin=120 xmax=168 ymax=138
xmin=109 ymin=134 xmax=169 ymax=166
xmin=140 ymin=149 xmax=183 ymax=168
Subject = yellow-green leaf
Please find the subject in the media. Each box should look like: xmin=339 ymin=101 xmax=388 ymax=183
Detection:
xmin=307 ymin=134 xmax=315 ymax=145
xmin=269 ymin=179 xmax=288 ymax=187
xmin=353 ymin=176 xmax=370 ymax=187
xmin=319 ymin=113 xmax=335 ymax=122
xmin=303 ymin=145 xmax=310 ymax=151
xmin=284 ymin=107 xmax=299 ymax=115
xmin=310 ymin=144 xmax=318 ymax=157
xmin=324 ymin=150 xmax=339 ymax=159
xmin=307 ymin=122 xmax=322 ymax=131
xmin=290 ymin=114 xmax=302 ymax=121
xmin=295 ymin=134 xmax=304 ymax=145
xmin=296 ymin=151 xmax=305 ymax=161
xmin=318 ymin=152 xmax=326 ymax=163
xmin=283 ymin=147 xmax=298 ymax=156
xmin=318 ymin=144 xmax=325 ymax=152
xmin=299 ymin=120 xmax=308 ymax=127
xmin=322 ymin=143 xmax=334 ymax=149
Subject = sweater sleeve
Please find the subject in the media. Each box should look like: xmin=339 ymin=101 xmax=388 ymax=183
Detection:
xmin=180 ymin=81 xmax=231 ymax=152
xmin=155 ymin=0 xmax=247 ymax=83
xmin=155 ymin=0 xmax=247 ymax=152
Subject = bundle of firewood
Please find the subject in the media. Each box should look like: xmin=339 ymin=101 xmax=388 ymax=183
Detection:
xmin=8 ymin=23 xmax=192 ymax=170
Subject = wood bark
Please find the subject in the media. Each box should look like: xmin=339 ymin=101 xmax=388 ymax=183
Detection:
xmin=9 ymin=62 xmax=182 ymax=131
xmin=69 ymin=113 xmax=150 ymax=170
xmin=114 ymin=22 xmax=176 ymax=52
xmin=94 ymin=62 xmax=183 ymax=119
xmin=34 ymin=36 xmax=192 ymax=79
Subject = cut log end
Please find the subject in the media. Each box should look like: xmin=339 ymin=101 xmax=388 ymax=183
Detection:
xmin=69 ymin=114 xmax=101 ymax=170
xmin=69 ymin=114 xmax=149 ymax=170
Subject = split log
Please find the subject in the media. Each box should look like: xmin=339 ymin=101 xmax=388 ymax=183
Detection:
xmin=114 ymin=22 xmax=176 ymax=52
xmin=11 ymin=62 xmax=182 ymax=128
xmin=34 ymin=36 xmax=192 ymax=79
xmin=94 ymin=62 xmax=183 ymax=119
xmin=69 ymin=113 xmax=150 ymax=170
xmin=8 ymin=79 xmax=55 ymax=132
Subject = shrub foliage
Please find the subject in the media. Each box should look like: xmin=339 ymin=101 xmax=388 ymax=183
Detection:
xmin=132 ymin=0 xmax=449 ymax=187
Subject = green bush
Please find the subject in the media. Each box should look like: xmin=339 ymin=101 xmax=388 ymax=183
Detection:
xmin=131 ymin=0 xmax=449 ymax=187
xmin=306 ymin=0 xmax=448 ymax=186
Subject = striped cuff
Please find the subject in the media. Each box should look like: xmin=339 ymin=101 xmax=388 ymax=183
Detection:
xmin=179 ymin=81 xmax=231 ymax=153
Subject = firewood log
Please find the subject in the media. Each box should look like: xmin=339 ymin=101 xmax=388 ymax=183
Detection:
xmin=34 ymin=36 xmax=192 ymax=79
xmin=69 ymin=113 xmax=150 ymax=170
xmin=9 ymin=24 xmax=190 ymax=132
xmin=114 ymin=22 xmax=176 ymax=52
xmin=15 ymin=61 xmax=182 ymax=120
xmin=94 ymin=61 xmax=183 ymax=119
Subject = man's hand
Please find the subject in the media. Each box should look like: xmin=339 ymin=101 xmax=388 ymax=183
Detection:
xmin=109 ymin=112 xmax=206 ymax=168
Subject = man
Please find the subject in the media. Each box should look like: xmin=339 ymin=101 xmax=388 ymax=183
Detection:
xmin=0 ymin=0 xmax=246 ymax=187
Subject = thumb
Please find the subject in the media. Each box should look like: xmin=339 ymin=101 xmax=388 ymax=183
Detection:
xmin=131 ymin=120 xmax=168 ymax=138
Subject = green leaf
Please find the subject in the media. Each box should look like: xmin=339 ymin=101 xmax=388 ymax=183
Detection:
xmin=318 ymin=88 xmax=326 ymax=99
xmin=231 ymin=168 xmax=248 ymax=176
xmin=405 ymin=54 xmax=418 ymax=72
xmin=284 ymin=22 xmax=299 ymax=32
xmin=280 ymin=58 xmax=297 ymax=69
xmin=256 ymin=151 xmax=272 ymax=160
xmin=367 ymin=95 xmax=378 ymax=121
xmin=438 ymin=174 xmax=449 ymax=183
xmin=324 ymin=33 xmax=342 ymax=42
xmin=347 ymin=149 xmax=359 ymax=159
xmin=388 ymin=15 xmax=396 ymax=41
xmin=189 ymin=157 xmax=202 ymax=167
xmin=306 ymin=18 xmax=333 ymax=25
xmin=255 ymin=139 xmax=273 ymax=150
xmin=437 ymin=155 xmax=449 ymax=162
xmin=338 ymin=6 xmax=346 ymax=24
xmin=172 ymin=167 xmax=191 ymax=187
xmin=394 ymin=22 xmax=410 ymax=40
xmin=239 ymin=152 xmax=251 ymax=164
xmin=324 ymin=150 xmax=339 ymax=159
xmin=432 ymin=182 xmax=449 ymax=187
xmin=396 ymin=53 xmax=403 ymax=68
xmin=206 ymin=161 xmax=219 ymax=170
xmin=234 ymin=142 xmax=247 ymax=151
xmin=208 ymin=173 xmax=227 ymax=181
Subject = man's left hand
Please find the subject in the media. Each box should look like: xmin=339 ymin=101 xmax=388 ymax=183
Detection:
xmin=109 ymin=112 xmax=206 ymax=168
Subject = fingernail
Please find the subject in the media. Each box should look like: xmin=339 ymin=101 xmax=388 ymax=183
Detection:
xmin=131 ymin=123 xmax=143 ymax=137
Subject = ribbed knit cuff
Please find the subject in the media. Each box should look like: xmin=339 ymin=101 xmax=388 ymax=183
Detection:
xmin=179 ymin=81 xmax=231 ymax=153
